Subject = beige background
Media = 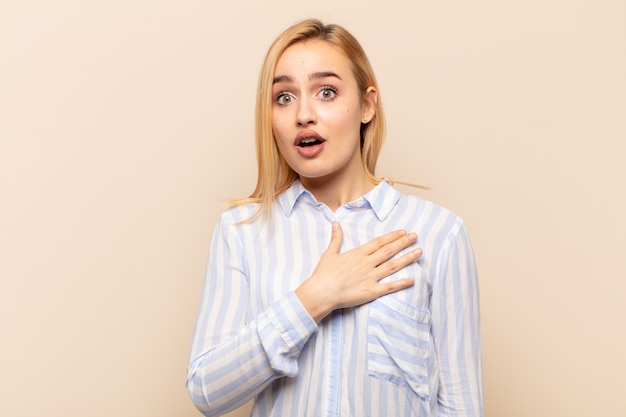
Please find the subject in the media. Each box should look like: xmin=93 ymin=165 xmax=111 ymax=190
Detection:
xmin=1 ymin=1 xmax=624 ymax=416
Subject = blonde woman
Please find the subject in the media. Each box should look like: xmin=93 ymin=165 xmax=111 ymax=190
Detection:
xmin=187 ymin=19 xmax=483 ymax=417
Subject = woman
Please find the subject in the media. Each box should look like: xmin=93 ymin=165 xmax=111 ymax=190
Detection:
xmin=187 ymin=19 xmax=483 ymax=417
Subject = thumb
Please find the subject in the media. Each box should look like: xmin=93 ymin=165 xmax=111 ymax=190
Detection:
xmin=325 ymin=221 xmax=343 ymax=254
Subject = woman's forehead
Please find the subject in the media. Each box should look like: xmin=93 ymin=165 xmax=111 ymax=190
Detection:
xmin=274 ymin=40 xmax=351 ymax=79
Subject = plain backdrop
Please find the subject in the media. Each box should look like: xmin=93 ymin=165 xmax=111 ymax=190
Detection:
xmin=1 ymin=1 xmax=624 ymax=416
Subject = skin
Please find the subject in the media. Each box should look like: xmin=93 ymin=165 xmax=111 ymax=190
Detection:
xmin=271 ymin=39 xmax=375 ymax=209
xmin=271 ymin=40 xmax=422 ymax=323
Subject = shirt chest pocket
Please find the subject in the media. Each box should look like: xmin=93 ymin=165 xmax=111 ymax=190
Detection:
xmin=367 ymin=294 xmax=431 ymax=401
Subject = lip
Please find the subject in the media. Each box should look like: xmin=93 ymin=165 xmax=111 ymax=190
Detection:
xmin=294 ymin=130 xmax=326 ymax=146
xmin=294 ymin=130 xmax=326 ymax=158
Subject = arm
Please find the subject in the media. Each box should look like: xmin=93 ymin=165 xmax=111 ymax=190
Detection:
xmin=186 ymin=213 xmax=318 ymax=416
xmin=187 ymin=216 xmax=422 ymax=416
xmin=431 ymin=220 xmax=484 ymax=417
xmin=296 ymin=222 xmax=421 ymax=323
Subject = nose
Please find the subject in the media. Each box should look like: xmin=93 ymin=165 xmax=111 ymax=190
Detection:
xmin=296 ymin=96 xmax=316 ymax=126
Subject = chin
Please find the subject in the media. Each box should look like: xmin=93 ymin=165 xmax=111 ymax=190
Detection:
xmin=296 ymin=171 xmax=330 ymax=181
xmin=288 ymin=161 xmax=333 ymax=180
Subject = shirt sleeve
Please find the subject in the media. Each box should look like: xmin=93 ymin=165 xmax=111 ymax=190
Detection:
xmin=186 ymin=212 xmax=318 ymax=417
xmin=431 ymin=218 xmax=484 ymax=417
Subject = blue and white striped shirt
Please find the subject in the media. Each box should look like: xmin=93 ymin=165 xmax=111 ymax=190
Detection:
xmin=187 ymin=179 xmax=483 ymax=417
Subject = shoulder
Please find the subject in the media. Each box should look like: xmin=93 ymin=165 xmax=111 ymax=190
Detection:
xmin=217 ymin=203 xmax=261 ymax=225
xmin=395 ymin=190 xmax=465 ymax=230
xmin=387 ymin=189 xmax=472 ymax=260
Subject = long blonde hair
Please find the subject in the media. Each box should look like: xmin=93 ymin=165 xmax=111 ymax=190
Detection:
xmin=231 ymin=19 xmax=387 ymax=212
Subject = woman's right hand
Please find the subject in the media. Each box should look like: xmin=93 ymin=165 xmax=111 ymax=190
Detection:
xmin=295 ymin=221 xmax=422 ymax=323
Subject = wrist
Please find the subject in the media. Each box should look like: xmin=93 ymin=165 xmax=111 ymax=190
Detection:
xmin=295 ymin=279 xmax=334 ymax=323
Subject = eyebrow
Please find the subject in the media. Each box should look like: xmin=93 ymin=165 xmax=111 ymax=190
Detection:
xmin=272 ymin=71 xmax=342 ymax=84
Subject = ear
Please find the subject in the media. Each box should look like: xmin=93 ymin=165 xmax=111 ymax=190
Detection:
xmin=361 ymin=86 xmax=378 ymax=123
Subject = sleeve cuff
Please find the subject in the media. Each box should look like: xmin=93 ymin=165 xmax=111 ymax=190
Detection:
xmin=257 ymin=291 xmax=318 ymax=377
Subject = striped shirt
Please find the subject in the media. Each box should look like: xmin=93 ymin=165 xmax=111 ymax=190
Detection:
xmin=187 ymin=179 xmax=483 ymax=417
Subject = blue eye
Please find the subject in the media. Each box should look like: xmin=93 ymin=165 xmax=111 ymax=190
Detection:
xmin=275 ymin=93 xmax=294 ymax=105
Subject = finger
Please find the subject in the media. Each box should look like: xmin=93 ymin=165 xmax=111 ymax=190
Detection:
xmin=369 ymin=232 xmax=418 ymax=265
xmin=374 ymin=248 xmax=422 ymax=278
xmin=325 ymin=221 xmax=344 ymax=255
xmin=375 ymin=277 xmax=415 ymax=298
xmin=360 ymin=229 xmax=409 ymax=255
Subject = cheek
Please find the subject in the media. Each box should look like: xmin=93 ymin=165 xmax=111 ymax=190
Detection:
xmin=271 ymin=114 xmax=287 ymax=140
xmin=320 ymin=105 xmax=361 ymax=131
xmin=342 ymin=109 xmax=365 ymax=137
xmin=271 ymin=118 xmax=294 ymax=156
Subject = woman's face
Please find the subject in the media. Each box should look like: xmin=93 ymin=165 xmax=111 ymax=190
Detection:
xmin=271 ymin=40 xmax=376 ymax=184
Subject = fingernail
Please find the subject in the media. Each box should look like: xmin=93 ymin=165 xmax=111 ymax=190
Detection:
xmin=332 ymin=222 xmax=338 ymax=231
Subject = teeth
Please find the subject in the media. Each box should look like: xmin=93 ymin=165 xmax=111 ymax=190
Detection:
xmin=298 ymin=138 xmax=321 ymax=147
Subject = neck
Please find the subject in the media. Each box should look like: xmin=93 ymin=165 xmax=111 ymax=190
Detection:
xmin=300 ymin=170 xmax=376 ymax=211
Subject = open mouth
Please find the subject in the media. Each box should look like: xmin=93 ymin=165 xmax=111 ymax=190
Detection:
xmin=298 ymin=138 xmax=324 ymax=147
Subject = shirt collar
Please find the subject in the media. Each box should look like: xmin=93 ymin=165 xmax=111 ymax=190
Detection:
xmin=277 ymin=179 xmax=400 ymax=221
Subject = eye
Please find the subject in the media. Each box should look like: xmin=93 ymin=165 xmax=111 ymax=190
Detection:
xmin=275 ymin=93 xmax=294 ymax=106
xmin=317 ymin=86 xmax=337 ymax=101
